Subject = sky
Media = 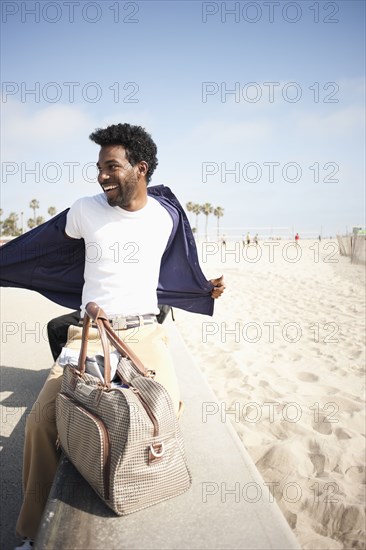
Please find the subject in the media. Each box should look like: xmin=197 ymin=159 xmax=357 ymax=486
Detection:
xmin=1 ymin=0 xmax=365 ymax=238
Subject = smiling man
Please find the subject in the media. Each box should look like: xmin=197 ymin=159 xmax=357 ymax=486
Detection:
xmin=66 ymin=133 xmax=174 ymax=319
xmin=97 ymin=145 xmax=147 ymax=208
xmin=13 ymin=123 xmax=225 ymax=549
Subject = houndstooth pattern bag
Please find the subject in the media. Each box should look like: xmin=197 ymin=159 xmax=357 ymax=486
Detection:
xmin=55 ymin=302 xmax=191 ymax=515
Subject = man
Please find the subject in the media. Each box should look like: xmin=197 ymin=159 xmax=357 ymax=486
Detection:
xmin=8 ymin=123 xmax=224 ymax=549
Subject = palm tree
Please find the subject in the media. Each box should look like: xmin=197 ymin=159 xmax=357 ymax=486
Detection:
xmin=48 ymin=206 xmax=57 ymax=217
xmin=28 ymin=216 xmax=45 ymax=229
xmin=214 ymin=206 xmax=224 ymax=240
xmin=2 ymin=212 xmax=21 ymax=236
xmin=201 ymin=203 xmax=213 ymax=241
xmin=192 ymin=203 xmax=201 ymax=234
xmin=29 ymin=199 xmax=40 ymax=225
xmin=185 ymin=202 xmax=194 ymax=227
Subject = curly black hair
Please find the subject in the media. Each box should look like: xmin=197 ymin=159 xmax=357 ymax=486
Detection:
xmin=89 ymin=123 xmax=158 ymax=183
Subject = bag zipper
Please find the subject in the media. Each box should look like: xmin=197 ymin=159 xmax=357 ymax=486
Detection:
xmin=134 ymin=389 xmax=158 ymax=436
xmin=131 ymin=387 xmax=164 ymax=463
xmin=117 ymin=357 xmax=156 ymax=383
xmin=58 ymin=393 xmax=111 ymax=500
xmin=110 ymin=385 xmax=163 ymax=464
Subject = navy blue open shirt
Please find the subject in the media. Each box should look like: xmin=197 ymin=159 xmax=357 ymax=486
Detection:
xmin=0 ymin=186 xmax=215 ymax=316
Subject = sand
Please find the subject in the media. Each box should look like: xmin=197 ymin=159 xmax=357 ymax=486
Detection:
xmin=1 ymin=238 xmax=364 ymax=549
xmin=173 ymin=239 xmax=366 ymax=550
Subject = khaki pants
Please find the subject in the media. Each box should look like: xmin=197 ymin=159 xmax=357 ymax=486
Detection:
xmin=16 ymin=323 xmax=180 ymax=540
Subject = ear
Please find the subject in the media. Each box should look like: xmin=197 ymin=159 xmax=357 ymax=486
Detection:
xmin=137 ymin=160 xmax=148 ymax=177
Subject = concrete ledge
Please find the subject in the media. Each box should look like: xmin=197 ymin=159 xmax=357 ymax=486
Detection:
xmin=35 ymin=321 xmax=300 ymax=550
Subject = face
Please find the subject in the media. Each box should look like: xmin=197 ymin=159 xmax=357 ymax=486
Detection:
xmin=97 ymin=145 xmax=142 ymax=209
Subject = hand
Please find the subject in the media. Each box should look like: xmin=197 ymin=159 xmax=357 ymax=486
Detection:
xmin=210 ymin=275 xmax=225 ymax=299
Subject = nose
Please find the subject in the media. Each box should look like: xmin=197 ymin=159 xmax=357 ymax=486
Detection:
xmin=98 ymin=170 xmax=110 ymax=182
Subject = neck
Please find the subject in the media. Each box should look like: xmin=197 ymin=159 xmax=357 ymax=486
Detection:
xmin=120 ymin=181 xmax=148 ymax=211
xmin=121 ymin=194 xmax=148 ymax=211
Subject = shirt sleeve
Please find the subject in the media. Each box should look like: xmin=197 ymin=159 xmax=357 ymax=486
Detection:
xmin=65 ymin=199 xmax=83 ymax=239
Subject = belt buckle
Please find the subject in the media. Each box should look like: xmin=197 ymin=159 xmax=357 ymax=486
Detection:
xmin=111 ymin=316 xmax=127 ymax=330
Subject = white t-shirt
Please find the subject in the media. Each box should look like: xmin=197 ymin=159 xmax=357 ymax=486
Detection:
xmin=65 ymin=193 xmax=173 ymax=317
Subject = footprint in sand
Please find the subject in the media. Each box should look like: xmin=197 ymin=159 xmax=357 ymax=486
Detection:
xmin=312 ymin=414 xmax=333 ymax=435
xmin=335 ymin=427 xmax=352 ymax=440
xmin=309 ymin=453 xmax=325 ymax=475
xmin=345 ymin=465 xmax=366 ymax=484
xmin=297 ymin=372 xmax=319 ymax=382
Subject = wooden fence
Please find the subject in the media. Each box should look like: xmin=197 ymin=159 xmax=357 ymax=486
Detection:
xmin=336 ymin=234 xmax=366 ymax=264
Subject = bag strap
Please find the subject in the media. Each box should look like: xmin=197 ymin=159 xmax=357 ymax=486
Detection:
xmin=78 ymin=302 xmax=149 ymax=387
xmin=78 ymin=307 xmax=112 ymax=387
xmin=103 ymin=323 xmax=150 ymax=377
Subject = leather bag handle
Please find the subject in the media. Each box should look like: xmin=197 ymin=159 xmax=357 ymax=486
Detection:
xmin=78 ymin=302 xmax=149 ymax=386
xmin=78 ymin=307 xmax=112 ymax=387
xmin=102 ymin=323 xmax=149 ymax=376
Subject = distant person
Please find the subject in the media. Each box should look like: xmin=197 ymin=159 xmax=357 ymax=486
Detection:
xmin=295 ymin=232 xmax=300 ymax=245
xmin=221 ymin=234 xmax=226 ymax=247
xmin=318 ymin=235 xmax=321 ymax=241
xmin=254 ymin=233 xmax=258 ymax=245
xmin=246 ymin=232 xmax=251 ymax=245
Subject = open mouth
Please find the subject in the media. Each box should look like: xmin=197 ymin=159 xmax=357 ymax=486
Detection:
xmin=102 ymin=185 xmax=118 ymax=193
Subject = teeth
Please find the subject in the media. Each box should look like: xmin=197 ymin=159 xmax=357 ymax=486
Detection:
xmin=103 ymin=185 xmax=118 ymax=191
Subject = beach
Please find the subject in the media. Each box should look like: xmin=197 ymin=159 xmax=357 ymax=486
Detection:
xmin=174 ymin=238 xmax=366 ymax=549
xmin=1 ymin=238 xmax=365 ymax=549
